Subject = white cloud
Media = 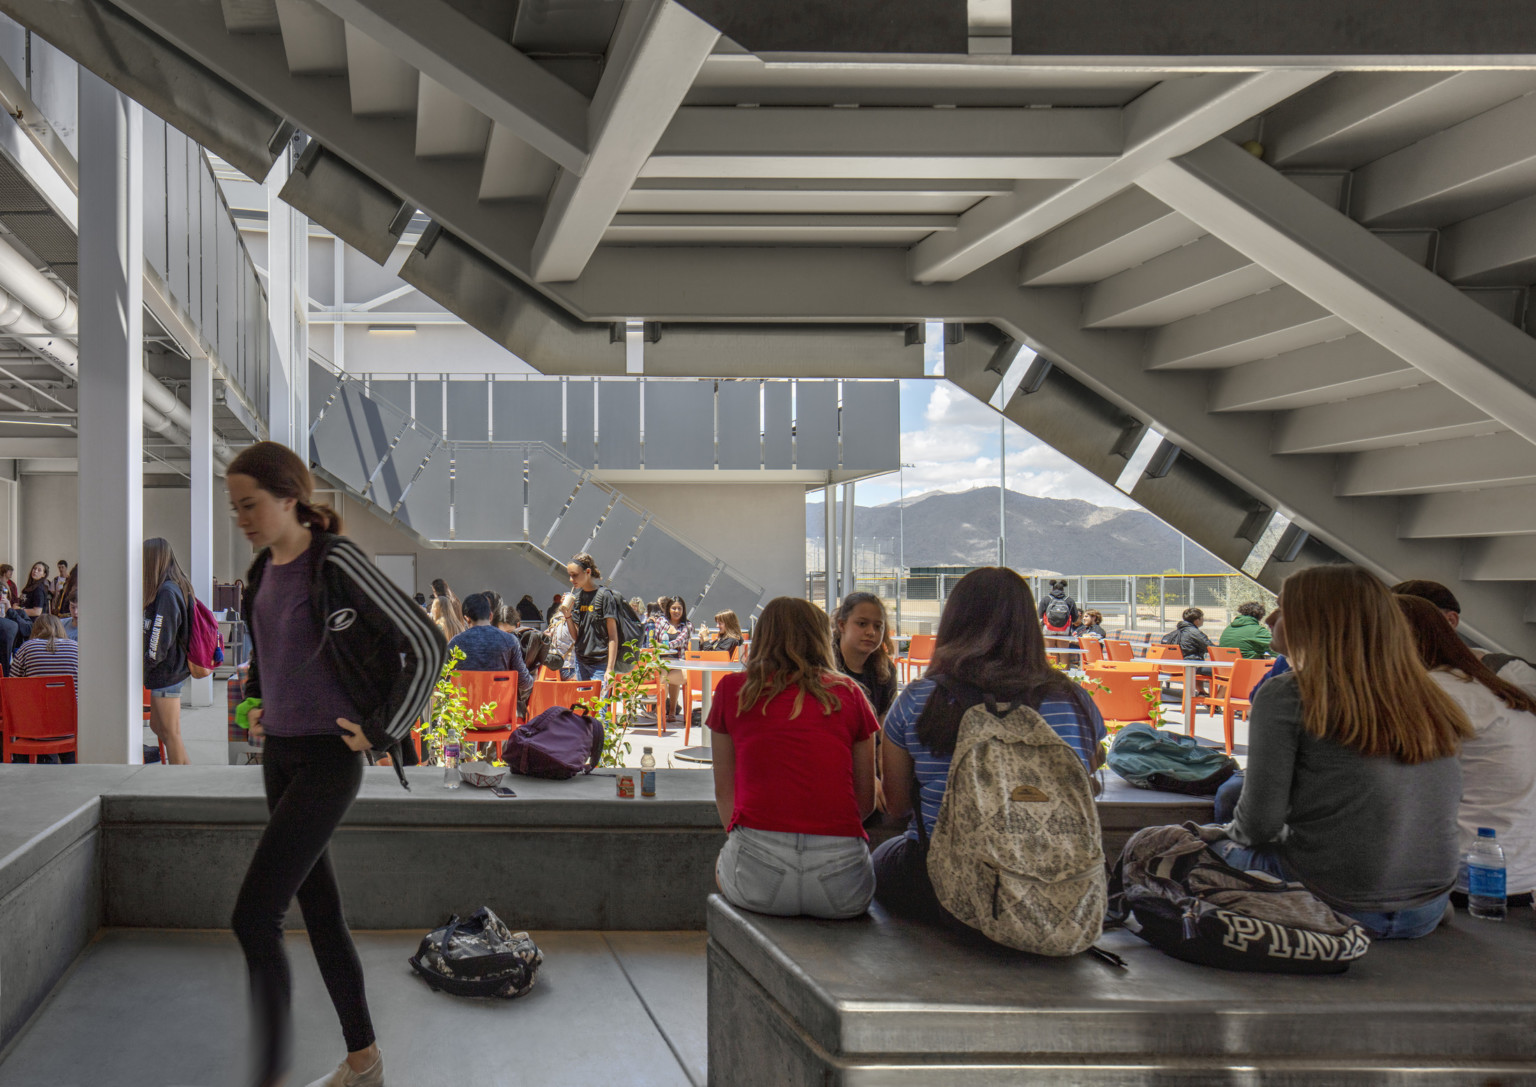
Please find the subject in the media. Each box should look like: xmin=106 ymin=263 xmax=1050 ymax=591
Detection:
xmin=856 ymin=381 xmax=1136 ymax=510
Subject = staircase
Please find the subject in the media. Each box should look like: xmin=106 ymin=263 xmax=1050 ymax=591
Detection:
xmin=307 ymin=360 xmax=766 ymax=624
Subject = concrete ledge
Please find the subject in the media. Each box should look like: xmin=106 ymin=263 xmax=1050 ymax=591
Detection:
xmin=706 ymin=896 xmax=1536 ymax=1085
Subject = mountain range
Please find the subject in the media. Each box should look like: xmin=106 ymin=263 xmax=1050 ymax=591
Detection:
xmin=807 ymin=486 xmax=1233 ymax=576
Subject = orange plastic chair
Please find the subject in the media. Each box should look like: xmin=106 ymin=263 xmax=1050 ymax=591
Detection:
xmin=525 ymin=679 xmax=601 ymax=721
xmin=141 ymin=687 xmax=169 ymax=764
xmin=896 ymin=634 xmax=935 ymax=683
xmin=1085 ymin=665 xmax=1159 ymax=734
xmin=452 ymin=670 xmax=519 ymax=754
xmin=1208 ymin=645 xmax=1240 ymax=664
xmin=1104 ymin=640 xmax=1134 ymax=662
xmin=1195 ymin=657 xmax=1269 ymax=753
xmin=681 ymin=651 xmax=732 ymax=745
xmin=1080 ymin=638 xmax=1105 ymax=664
xmin=538 ymin=666 xmax=562 ymax=682
xmin=3 ymin=676 xmax=77 ymax=762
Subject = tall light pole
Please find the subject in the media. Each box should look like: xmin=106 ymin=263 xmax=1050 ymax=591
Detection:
xmin=898 ymin=462 xmax=913 ymax=636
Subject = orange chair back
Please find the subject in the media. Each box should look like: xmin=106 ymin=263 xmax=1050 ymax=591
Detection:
xmin=1208 ymin=646 xmax=1241 ymax=664
xmin=905 ymin=634 xmax=936 ymax=661
xmin=1085 ymin=666 xmax=1158 ymax=724
xmin=686 ymin=650 xmax=730 ymax=662
xmin=452 ymin=670 xmax=519 ymax=727
xmin=2 ymin=676 xmax=77 ymax=747
xmin=539 ymin=666 xmax=562 ymax=682
xmin=526 ymin=679 xmax=601 ymax=720
xmin=1080 ymin=638 xmax=1105 ymax=664
xmin=1105 ymin=640 xmax=1134 ymax=662
xmin=1224 ymin=657 xmax=1270 ymax=703
xmin=1147 ymin=644 xmax=1180 ymax=660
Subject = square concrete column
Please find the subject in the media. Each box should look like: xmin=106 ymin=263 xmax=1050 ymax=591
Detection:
xmin=187 ymin=355 xmax=213 ymax=707
xmin=265 ymin=150 xmax=293 ymax=449
xmin=823 ymin=481 xmax=836 ymax=612
xmin=840 ymin=481 xmax=856 ymax=602
xmin=76 ymin=71 xmax=143 ymax=764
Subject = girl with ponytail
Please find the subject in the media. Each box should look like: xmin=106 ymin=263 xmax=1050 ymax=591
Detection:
xmin=225 ymin=441 xmax=444 ymax=1087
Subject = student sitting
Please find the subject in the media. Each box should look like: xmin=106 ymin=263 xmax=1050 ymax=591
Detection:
xmin=700 ymin=609 xmax=745 ymax=656
xmin=1216 ymin=565 xmax=1470 ymax=940
xmin=1393 ymin=579 xmax=1536 ymax=699
xmin=1397 ymin=594 xmax=1536 ymax=911
xmin=1218 ymin=600 xmax=1272 ymax=659
xmin=1074 ymin=609 xmax=1106 ymax=640
xmin=875 ymin=567 xmax=1106 ymax=927
xmin=447 ymin=592 xmax=533 ymax=719
xmin=9 ymin=615 xmax=79 ymax=763
xmin=832 ymin=592 xmax=897 ymax=719
xmin=707 ymin=597 xmax=878 ymax=919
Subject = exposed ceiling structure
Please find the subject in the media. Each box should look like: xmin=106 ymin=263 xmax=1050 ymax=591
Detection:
xmin=6 ymin=0 xmax=1536 ymax=651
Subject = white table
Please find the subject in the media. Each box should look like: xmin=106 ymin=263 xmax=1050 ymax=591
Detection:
xmin=1127 ymin=656 xmax=1235 ymax=731
xmin=667 ymin=658 xmax=744 ymax=764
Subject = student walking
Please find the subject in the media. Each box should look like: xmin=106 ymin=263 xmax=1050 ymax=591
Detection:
xmin=226 ymin=441 xmax=444 ymax=1087
xmin=144 ymin=538 xmax=193 ymax=764
xmin=564 ymin=553 xmax=619 ymax=686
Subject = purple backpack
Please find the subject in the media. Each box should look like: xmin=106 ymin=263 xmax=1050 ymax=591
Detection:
xmin=501 ymin=705 xmax=603 ymax=779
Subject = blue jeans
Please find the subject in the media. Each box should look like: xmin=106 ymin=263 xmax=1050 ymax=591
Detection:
xmin=1210 ymin=839 xmax=1450 ymax=940
xmin=574 ymin=660 xmax=606 ymax=685
xmin=1214 ymin=770 xmax=1244 ymax=823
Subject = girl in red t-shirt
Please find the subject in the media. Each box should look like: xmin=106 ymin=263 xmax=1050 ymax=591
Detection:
xmin=707 ymin=597 xmax=879 ymax=918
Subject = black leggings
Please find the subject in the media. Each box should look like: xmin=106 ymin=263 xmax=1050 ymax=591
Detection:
xmin=231 ymin=735 xmax=374 ymax=1087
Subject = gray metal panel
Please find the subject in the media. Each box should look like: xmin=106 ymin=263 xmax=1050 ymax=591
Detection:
xmin=166 ymin=132 xmax=190 ymax=312
xmin=763 ymin=382 xmax=792 ymax=470
xmin=198 ymin=165 xmax=217 ymax=334
xmin=369 ymin=379 xmax=412 ymax=417
xmin=546 ymin=482 xmax=614 ymax=562
xmin=839 ymin=381 xmax=900 ymax=471
xmin=717 ymin=381 xmax=761 ymax=470
xmin=794 ymin=381 xmax=839 ymax=470
xmin=414 ymin=378 xmax=443 ymax=434
xmin=565 ymin=378 xmax=594 ymax=466
xmin=446 ymin=379 xmax=489 ymax=441
xmin=495 ymin=379 xmax=563 ymax=448
xmin=587 ymin=498 xmax=644 ymax=579
xmin=451 ymin=446 xmax=522 ymax=541
xmin=309 ymin=383 xmax=399 ymax=493
xmin=142 ymin=116 xmax=167 ymax=282
xmin=598 ymin=379 xmax=640 ymax=469
xmin=309 ymin=361 xmax=341 ymax=427
xmin=527 ymin=445 xmax=582 ymax=544
xmin=611 ymin=525 xmax=715 ymax=606
xmin=368 ymin=425 xmax=436 ymax=513
xmin=217 ymin=215 xmax=237 ymax=371
xmin=395 ymin=445 xmax=451 ymax=540
xmin=644 ymin=381 xmax=715 ymax=470
xmin=697 ymin=568 xmax=765 ymax=629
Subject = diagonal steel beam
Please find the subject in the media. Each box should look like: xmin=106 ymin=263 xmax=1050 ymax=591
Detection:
xmin=1138 ymin=135 xmax=1536 ymax=447
xmin=908 ymin=69 xmax=1325 ymax=283
xmin=530 ymin=0 xmax=717 ymax=283
xmin=310 ymin=0 xmax=590 ymax=173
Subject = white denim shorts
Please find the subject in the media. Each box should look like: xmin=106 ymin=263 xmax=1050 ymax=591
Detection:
xmin=716 ymin=825 xmax=874 ymax=920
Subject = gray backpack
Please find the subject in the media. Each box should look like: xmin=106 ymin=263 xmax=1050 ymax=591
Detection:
xmin=924 ymin=694 xmax=1106 ymax=956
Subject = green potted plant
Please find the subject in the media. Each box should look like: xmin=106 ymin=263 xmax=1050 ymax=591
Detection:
xmin=420 ymin=646 xmax=501 ymax=767
xmin=586 ymin=639 xmax=673 ymax=768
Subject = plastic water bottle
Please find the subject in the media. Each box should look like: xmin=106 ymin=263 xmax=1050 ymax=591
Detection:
xmin=1468 ymin=827 xmax=1507 ymax=921
xmin=641 ymin=746 xmax=656 ymax=797
xmin=441 ymin=740 xmax=461 ymax=790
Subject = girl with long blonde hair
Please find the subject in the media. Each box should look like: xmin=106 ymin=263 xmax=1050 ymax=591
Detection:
xmin=1220 ymin=564 xmax=1472 ymax=939
xmin=143 ymin=537 xmax=195 ymax=764
xmin=708 ymin=597 xmax=878 ymax=919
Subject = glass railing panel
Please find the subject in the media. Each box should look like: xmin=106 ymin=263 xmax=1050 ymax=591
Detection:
xmin=395 ymin=445 xmax=451 ymax=540
xmin=449 ymin=444 xmax=524 ymax=542
xmin=544 ymin=480 xmax=614 ymax=561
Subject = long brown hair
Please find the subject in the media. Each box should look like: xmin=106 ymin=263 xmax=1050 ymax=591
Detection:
xmin=833 ymin=591 xmax=892 ymax=683
xmin=1282 ymin=565 xmax=1470 ymax=763
xmin=736 ymin=596 xmax=852 ymax=718
xmin=22 ymin=560 xmax=48 ymax=594
xmin=1395 ymin=593 xmax=1536 ymax=714
xmin=225 ymin=441 xmax=342 ymax=534
xmin=143 ymin=538 xmax=193 ymax=611
xmin=29 ymin=614 xmax=65 ymax=651
xmin=432 ymin=594 xmax=466 ymax=639
xmin=713 ymin=609 xmax=744 ymax=641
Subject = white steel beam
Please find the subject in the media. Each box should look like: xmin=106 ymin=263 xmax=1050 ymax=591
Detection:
xmin=603 ymin=213 xmax=956 ymax=245
xmin=1139 ymin=136 xmax=1536 ymax=447
xmin=1351 ymin=92 xmax=1536 ymax=227
xmin=1145 ymin=286 xmax=1349 ymax=370
xmin=1401 ymin=485 xmax=1536 ymax=539
xmin=76 ymin=71 xmax=143 ymax=764
xmin=1438 ymin=191 xmax=1536 ymax=286
xmin=1018 ymin=187 xmax=1199 ymax=286
xmin=1272 ymin=384 xmax=1494 ymax=454
xmin=1209 ymin=335 xmax=1421 ymax=412
xmin=530 ymin=0 xmax=718 ymax=283
xmin=620 ymin=179 xmax=1011 ymax=215
xmin=313 ymin=0 xmax=590 ymax=172
xmin=1337 ymin=431 xmax=1536 ymax=496
xmin=908 ymin=70 xmax=1325 ymax=283
xmin=1082 ymin=234 xmax=1278 ymax=328
xmin=646 ymin=106 xmax=1119 ymax=181
xmin=188 ymin=356 xmax=214 ymax=707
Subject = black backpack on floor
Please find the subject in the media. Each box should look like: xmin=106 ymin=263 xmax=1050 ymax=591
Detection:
xmin=409 ymin=907 xmax=543 ymax=998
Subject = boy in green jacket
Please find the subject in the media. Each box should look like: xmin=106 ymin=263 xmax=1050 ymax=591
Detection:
xmin=1218 ymin=600 xmax=1272 ymax=659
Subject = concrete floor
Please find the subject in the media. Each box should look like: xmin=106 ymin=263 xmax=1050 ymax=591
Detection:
xmin=0 ymin=929 xmax=707 ymax=1087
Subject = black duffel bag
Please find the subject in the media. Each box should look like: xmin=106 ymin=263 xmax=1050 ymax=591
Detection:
xmin=409 ymin=907 xmax=543 ymax=998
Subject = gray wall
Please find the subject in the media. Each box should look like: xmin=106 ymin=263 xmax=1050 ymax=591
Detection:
xmin=616 ymin=482 xmax=806 ymax=604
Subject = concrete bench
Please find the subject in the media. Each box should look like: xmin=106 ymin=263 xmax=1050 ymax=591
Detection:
xmin=707 ymin=895 xmax=1536 ymax=1085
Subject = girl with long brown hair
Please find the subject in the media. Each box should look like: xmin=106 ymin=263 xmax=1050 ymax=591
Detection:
xmin=1219 ymin=564 xmax=1472 ymax=939
xmin=143 ymin=537 xmax=194 ymax=764
xmin=1397 ymin=593 xmax=1536 ymax=910
xmin=832 ymin=592 xmax=897 ymax=719
xmin=226 ymin=441 xmax=444 ymax=1087
xmin=707 ymin=596 xmax=878 ymax=918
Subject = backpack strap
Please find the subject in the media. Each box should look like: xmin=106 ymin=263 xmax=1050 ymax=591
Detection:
xmin=582 ymin=706 xmax=603 ymax=773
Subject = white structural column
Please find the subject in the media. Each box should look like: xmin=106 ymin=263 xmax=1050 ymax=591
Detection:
xmin=530 ymin=0 xmax=718 ymax=282
xmin=188 ymin=356 xmax=214 ymax=707
xmin=823 ymin=482 xmax=836 ymax=611
xmin=1138 ymin=136 xmax=1536 ymax=447
xmin=76 ymin=72 xmax=144 ymax=764
xmin=840 ymin=482 xmax=856 ymax=606
xmin=291 ymin=183 xmax=311 ymax=459
xmin=266 ymin=146 xmax=297 ymax=449
xmin=909 ymin=70 xmax=1326 ymax=283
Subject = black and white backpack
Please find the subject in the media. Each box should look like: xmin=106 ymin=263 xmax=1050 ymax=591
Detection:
xmin=409 ymin=908 xmax=543 ymax=998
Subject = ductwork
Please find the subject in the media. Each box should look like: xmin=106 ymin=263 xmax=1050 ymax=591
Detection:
xmin=0 ymin=233 xmax=229 ymax=468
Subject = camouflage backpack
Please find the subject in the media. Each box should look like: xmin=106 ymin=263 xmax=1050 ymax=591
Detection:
xmin=923 ymin=689 xmax=1106 ymax=956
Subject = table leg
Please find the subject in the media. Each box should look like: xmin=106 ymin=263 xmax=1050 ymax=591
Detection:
xmin=1183 ymin=663 xmax=1196 ymax=738
xmin=701 ymin=677 xmax=713 ymax=751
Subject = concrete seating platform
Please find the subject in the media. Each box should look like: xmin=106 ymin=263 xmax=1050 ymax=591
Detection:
xmin=0 ymin=928 xmax=707 ymax=1086
xmin=707 ymin=896 xmax=1536 ymax=1085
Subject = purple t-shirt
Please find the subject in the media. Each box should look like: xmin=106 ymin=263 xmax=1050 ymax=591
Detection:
xmin=252 ymin=549 xmax=361 ymax=738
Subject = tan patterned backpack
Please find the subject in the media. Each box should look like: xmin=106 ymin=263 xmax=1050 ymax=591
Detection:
xmin=923 ymin=689 xmax=1106 ymax=956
